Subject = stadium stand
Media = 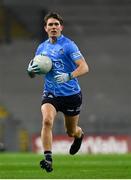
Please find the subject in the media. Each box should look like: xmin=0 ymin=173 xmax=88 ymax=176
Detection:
xmin=0 ymin=0 xmax=131 ymax=151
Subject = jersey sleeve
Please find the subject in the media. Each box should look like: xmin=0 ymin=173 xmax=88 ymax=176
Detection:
xmin=35 ymin=43 xmax=44 ymax=56
xmin=67 ymin=41 xmax=84 ymax=61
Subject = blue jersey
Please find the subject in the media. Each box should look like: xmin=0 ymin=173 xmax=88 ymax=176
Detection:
xmin=35 ymin=35 xmax=83 ymax=96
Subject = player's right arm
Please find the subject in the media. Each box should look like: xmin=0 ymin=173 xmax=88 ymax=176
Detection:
xmin=27 ymin=59 xmax=41 ymax=78
xmin=27 ymin=43 xmax=44 ymax=78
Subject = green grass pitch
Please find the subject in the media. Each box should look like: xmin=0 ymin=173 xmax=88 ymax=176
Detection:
xmin=0 ymin=153 xmax=131 ymax=179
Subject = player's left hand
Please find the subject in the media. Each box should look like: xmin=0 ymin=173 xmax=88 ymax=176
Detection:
xmin=54 ymin=73 xmax=72 ymax=83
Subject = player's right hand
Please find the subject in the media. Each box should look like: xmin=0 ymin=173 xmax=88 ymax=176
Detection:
xmin=27 ymin=60 xmax=41 ymax=78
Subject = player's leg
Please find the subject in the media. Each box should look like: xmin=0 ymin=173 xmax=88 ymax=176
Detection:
xmin=41 ymin=103 xmax=57 ymax=150
xmin=64 ymin=114 xmax=84 ymax=155
xmin=40 ymin=103 xmax=57 ymax=172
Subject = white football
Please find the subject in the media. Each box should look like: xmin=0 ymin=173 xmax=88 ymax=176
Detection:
xmin=33 ymin=55 xmax=52 ymax=74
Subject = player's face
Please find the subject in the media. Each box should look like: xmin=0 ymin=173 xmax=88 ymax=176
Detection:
xmin=44 ymin=18 xmax=63 ymax=38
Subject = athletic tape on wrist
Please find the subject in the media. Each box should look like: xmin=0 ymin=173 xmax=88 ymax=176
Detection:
xmin=68 ymin=72 xmax=73 ymax=80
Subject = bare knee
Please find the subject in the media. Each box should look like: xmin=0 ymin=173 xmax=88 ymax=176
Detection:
xmin=42 ymin=116 xmax=53 ymax=129
xmin=41 ymin=103 xmax=56 ymax=130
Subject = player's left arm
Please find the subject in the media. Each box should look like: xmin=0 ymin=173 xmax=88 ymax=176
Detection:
xmin=71 ymin=57 xmax=89 ymax=79
xmin=54 ymin=41 xmax=89 ymax=83
xmin=54 ymin=58 xmax=89 ymax=83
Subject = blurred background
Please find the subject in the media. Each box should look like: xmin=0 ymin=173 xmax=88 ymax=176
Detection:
xmin=0 ymin=0 xmax=131 ymax=153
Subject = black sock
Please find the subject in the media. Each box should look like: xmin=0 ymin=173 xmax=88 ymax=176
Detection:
xmin=44 ymin=151 xmax=52 ymax=162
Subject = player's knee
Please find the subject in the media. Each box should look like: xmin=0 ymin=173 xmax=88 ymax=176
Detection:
xmin=42 ymin=116 xmax=53 ymax=128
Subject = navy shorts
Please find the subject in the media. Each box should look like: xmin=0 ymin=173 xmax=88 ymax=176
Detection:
xmin=41 ymin=91 xmax=82 ymax=116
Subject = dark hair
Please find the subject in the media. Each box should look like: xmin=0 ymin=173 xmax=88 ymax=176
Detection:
xmin=44 ymin=12 xmax=64 ymax=26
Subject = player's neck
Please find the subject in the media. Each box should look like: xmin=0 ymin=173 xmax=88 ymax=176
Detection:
xmin=50 ymin=36 xmax=57 ymax=44
xmin=49 ymin=34 xmax=62 ymax=44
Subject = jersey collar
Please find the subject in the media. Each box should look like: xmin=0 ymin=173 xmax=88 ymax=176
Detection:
xmin=47 ymin=35 xmax=63 ymax=43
